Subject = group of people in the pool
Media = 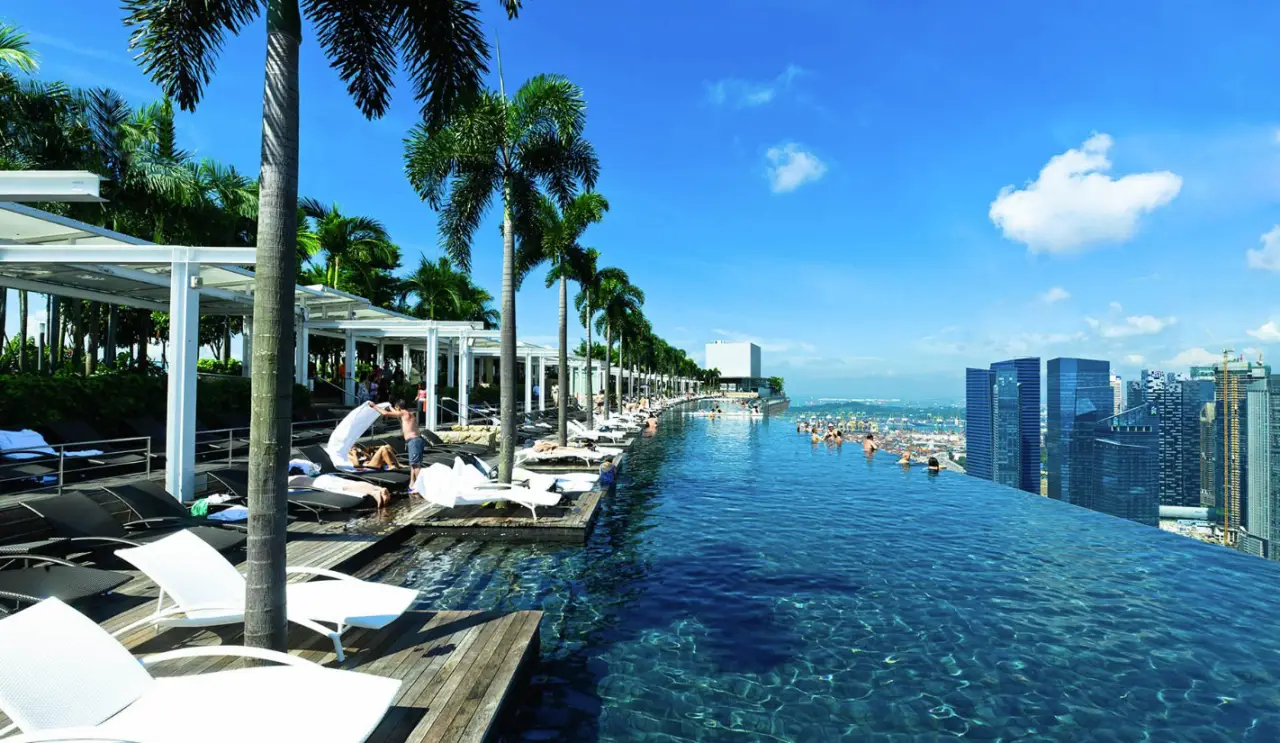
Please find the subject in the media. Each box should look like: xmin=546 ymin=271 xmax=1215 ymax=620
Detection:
xmin=795 ymin=420 xmax=944 ymax=472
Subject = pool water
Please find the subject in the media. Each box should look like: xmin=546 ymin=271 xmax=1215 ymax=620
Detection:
xmin=374 ymin=411 xmax=1280 ymax=742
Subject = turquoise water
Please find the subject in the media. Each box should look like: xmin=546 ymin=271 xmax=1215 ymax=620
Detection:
xmin=377 ymin=411 xmax=1280 ymax=741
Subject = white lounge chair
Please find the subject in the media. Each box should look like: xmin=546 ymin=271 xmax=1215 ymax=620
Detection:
xmin=114 ymin=530 xmax=418 ymax=662
xmin=567 ymin=420 xmax=627 ymax=443
xmin=516 ymin=444 xmax=622 ymax=466
xmin=414 ymin=463 xmax=561 ymax=522
xmin=0 ymin=598 xmax=398 ymax=743
xmin=458 ymin=454 xmax=598 ymax=494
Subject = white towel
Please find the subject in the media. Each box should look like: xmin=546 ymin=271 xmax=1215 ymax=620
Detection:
xmin=323 ymin=403 xmax=386 ymax=467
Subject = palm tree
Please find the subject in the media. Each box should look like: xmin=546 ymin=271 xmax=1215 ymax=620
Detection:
xmin=402 ymin=255 xmax=495 ymax=324
xmin=404 ymin=74 xmax=599 ymax=483
xmin=594 ymin=274 xmax=643 ymax=419
xmin=573 ymin=251 xmax=628 ymax=427
xmin=0 ymin=21 xmax=37 ymax=73
xmin=125 ymin=0 xmax=517 ymax=653
xmin=516 ymin=192 xmax=608 ymax=445
xmin=298 ymin=198 xmax=396 ymax=290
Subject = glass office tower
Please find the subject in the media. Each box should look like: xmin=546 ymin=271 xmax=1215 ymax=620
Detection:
xmin=965 ymin=368 xmax=995 ymax=481
xmin=991 ymin=358 xmax=1041 ymax=494
xmin=993 ymin=367 xmax=1022 ymax=490
xmin=1094 ymin=404 xmax=1160 ymax=526
xmin=1047 ymin=358 xmax=1112 ymax=507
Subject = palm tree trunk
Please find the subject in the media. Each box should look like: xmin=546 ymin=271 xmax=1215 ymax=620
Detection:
xmin=16 ymin=291 xmax=27 ymax=373
xmin=602 ymin=322 xmax=611 ymax=420
xmin=498 ymin=193 xmax=517 ymax=484
xmin=53 ymin=300 xmax=65 ymax=373
xmin=222 ymin=319 xmax=232 ymax=365
xmin=70 ymin=301 xmax=83 ymax=373
xmin=557 ymin=274 xmax=568 ymax=447
xmin=0 ymin=290 xmax=7 ymax=347
xmin=584 ymin=296 xmax=593 ymax=430
xmin=617 ymin=334 xmax=624 ymax=410
xmin=137 ymin=309 xmax=149 ymax=372
xmin=85 ymin=303 xmax=99 ymax=376
xmin=245 ymin=0 xmax=301 ymax=655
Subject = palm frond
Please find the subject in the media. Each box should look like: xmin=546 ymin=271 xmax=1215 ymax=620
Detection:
xmin=510 ymin=74 xmax=586 ymax=141
xmin=304 ymin=0 xmax=398 ymax=118
xmin=390 ymin=0 xmax=490 ymax=132
xmin=438 ymin=166 xmax=498 ymax=272
xmin=0 ymin=22 xmax=38 ymax=74
xmin=123 ymin=0 xmax=263 ymax=112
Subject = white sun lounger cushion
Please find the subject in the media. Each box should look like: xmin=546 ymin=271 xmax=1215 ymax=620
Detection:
xmin=0 ymin=598 xmax=399 ymax=743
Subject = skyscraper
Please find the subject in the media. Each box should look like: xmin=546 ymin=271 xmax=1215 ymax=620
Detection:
xmin=965 ymin=358 xmax=1040 ymax=494
xmin=993 ymin=367 xmax=1022 ymax=490
xmin=1046 ymin=358 xmax=1112 ymax=507
xmin=1093 ymin=403 xmax=1160 ymax=526
xmin=965 ymin=368 xmax=994 ymax=481
xmin=1243 ymin=375 xmax=1272 ymax=557
xmin=991 ymin=357 xmax=1041 ymax=494
xmin=1212 ymin=358 xmax=1271 ymax=548
xmin=1110 ymin=375 xmax=1123 ymax=415
xmin=1181 ymin=379 xmax=1216 ymax=509
xmin=1125 ymin=380 xmax=1144 ymax=410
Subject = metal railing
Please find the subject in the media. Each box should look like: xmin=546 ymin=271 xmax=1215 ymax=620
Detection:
xmin=0 ymin=436 xmax=153 ymax=496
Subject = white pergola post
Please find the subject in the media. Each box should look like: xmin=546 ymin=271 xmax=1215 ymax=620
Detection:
xmin=241 ymin=315 xmax=253 ymax=378
xmin=458 ymin=336 xmax=471 ymax=426
xmin=376 ymin=342 xmax=385 ymax=369
xmin=165 ymin=260 xmax=200 ymax=502
xmin=538 ymin=356 xmax=547 ymax=412
xmin=294 ymin=311 xmax=308 ymax=386
xmin=425 ymin=327 xmax=439 ymax=431
xmin=523 ymin=351 xmax=532 ymax=414
xmin=401 ymin=343 xmax=410 ymax=378
xmin=446 ymin=341 xmax=456 ymax=388
xmin=343 ymin=330 xmax=356 ymax=404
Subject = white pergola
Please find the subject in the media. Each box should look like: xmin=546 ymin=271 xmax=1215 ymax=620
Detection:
xmin=0 ymin=178 xmax=701 ymax=500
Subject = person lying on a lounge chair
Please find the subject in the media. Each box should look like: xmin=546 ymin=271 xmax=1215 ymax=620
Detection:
xmin=347 ymin=443 xmax=402 ymax=471
xmin=290 ymin=474 xmax=392 ymax=507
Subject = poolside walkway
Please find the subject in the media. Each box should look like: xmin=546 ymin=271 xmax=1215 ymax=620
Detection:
xmin=1 ymin=517 xmax=542 ymax=743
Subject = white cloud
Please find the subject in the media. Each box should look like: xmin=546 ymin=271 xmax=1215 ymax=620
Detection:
xmin=1248 ymin=320 xmax=1280 ymax=343
xmin=1124 ymin=354 xmax=1145 ymax=364
xmin=765 ymin=143 xmax=827 ymax=193
xmin=1109 ymin=301 xmax=1123 ymax=313
xmin=1038 ymin=287 xmax=1071 ymax=304
xmin=1246 ymin=226 xmax=1280 ymax=272
xmin=1164 ymin=347 xmax=1221 ymax=368
xmin=1098 ymin=314 xmax=1176 ymax=338
xmin=989 ymin=133 xmax=1183 ymax=253
xmin=706 ymin=65 xmax=804 ymax=108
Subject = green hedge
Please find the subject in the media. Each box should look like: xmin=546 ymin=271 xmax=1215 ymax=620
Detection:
xmin=0 ymin=373 xmax=312 ymax=434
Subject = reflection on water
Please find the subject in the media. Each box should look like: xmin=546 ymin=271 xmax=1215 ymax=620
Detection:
xmin=377 ymin=412 xmax=1280 ymax=742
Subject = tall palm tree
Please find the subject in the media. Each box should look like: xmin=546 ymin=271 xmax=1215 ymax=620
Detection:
xmin=594 ymin=273 xmax=643 ymax=419
xmin=516 ymin=191 xmax=608 ymax=445
xmin=298 ymin=198 xmax=396 ymax=290
xmin=573 ymin=251 xmax=628 ymax=427
xmin=405 ymin=74 xmax=599 ymax=483
xmin=125 ymin=0 xmax=517 ymax=653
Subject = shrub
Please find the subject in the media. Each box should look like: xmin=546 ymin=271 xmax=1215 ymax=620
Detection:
xmin=197 ymin=358 xmax=243 ymax=376
xmin=0 ymin=372 xmax=313 ymax=434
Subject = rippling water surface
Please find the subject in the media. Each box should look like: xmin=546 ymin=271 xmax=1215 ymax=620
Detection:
xmin=373 ymin=410 xmax=1280 ymax=742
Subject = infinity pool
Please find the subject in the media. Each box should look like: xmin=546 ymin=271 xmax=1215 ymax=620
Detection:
xmin=375 ymin=411 xmax=1280 ymax=741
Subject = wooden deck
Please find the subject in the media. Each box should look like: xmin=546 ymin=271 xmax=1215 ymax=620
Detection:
xmin=1 ymin=517 xmax=542 ymax=743
xmin=401 ymin=452 xmax=626 ymax=543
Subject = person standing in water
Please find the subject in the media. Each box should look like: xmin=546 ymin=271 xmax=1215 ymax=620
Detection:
xmin=863 ymin=433 xmax=879 ymax=455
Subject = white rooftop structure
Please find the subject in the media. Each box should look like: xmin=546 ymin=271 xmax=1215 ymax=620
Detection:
xmin=0 ymin=192 xmax=700 ymax=500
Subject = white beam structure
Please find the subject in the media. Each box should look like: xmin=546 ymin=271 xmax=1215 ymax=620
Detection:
xmin=523 ymin=350 xmax=532 ymax=414
xmin=458 ymin=334 xmax=471 ymax=426
xmin=538 ymin=356 xmax=547 ymax=412
xmin=0 ymin=170 xmax=105 ymax=202
xmin=242 ymin=316 xmax=253 ymax=378
xmin=343 ymin=331 xmax=356 ymax=405
xmin=165 ymin=259 xmax=200 ymax=501
xmin=425 ymin=327 xmax=439 ymax=431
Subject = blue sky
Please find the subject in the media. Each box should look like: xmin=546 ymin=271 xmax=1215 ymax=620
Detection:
xmin=6 ymin=1 xmax=1280 ymax=400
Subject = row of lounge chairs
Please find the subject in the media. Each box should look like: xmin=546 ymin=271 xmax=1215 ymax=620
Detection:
xmin=0 ymin=525 xmax=419 ymax=742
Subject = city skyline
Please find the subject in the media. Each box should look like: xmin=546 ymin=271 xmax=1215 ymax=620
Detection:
xmin=8 ymin=3 xmax=1280 ymax=399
